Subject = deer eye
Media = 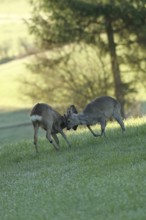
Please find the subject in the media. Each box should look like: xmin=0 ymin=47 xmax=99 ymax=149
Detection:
xmin=67 ymin=119 xmax=70 ymax=123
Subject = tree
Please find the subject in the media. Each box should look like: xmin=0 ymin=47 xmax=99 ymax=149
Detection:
xmin=27 ymin=0 xmax=146 ymax=116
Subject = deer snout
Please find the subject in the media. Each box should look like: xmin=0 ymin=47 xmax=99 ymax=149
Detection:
xmin=66 ymin=119 xmax=72 ymax=130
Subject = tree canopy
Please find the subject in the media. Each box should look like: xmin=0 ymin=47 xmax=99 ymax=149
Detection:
xmin=26 ymin=0 xmax=146 ymax=115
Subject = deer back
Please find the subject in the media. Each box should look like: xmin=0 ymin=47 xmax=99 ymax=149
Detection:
xmin=83 ymin=96 xmax=121 ymax=118
xmin=30 ymin=103 xmax=65 ymax=132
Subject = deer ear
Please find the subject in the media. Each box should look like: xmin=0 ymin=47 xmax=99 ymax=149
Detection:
xmin=65 ymin=104 xmax=78 ymax=117
xmin=67 ymin=105 xmax=78 ymax=130
xmin=70 ymin=105 xmax=78 ymax=114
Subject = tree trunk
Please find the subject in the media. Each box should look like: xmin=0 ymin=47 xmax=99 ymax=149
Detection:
xmin=105 ymin=16 xmax=125 ymax=117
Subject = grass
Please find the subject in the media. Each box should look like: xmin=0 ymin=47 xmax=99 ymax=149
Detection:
xmin=0 ymin=0 xmax=32 ymax=55
xmin=0 ymin=0 xmax=34 ymax=110
xmin=0 ymin=57 xmax=34 ymax=109
xmin=0 ymin=117 xmax=146 ymax=220
xmin=0 ymin=108 xmax=32 ymax=145
xmin=0 ymin=108 xmax=42 ymax=146
xmin=1 ymin=0 xmax=146 ymax=112
xmin=0 ymin=109 xmax=30 ymax=127
xmin=0 ymin=0 xmax=30 ymax=14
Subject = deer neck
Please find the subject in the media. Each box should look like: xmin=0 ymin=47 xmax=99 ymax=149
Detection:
xmin=78 ymin=113 xmax=89 ymax=125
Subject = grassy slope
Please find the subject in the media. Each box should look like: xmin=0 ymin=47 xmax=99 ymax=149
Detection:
xmin=0 ymin=0 xmax=33 ymax=109
xmin=0 ymin=58 xmax=34 ymax=110
xmin=0 ymin=0 xmax=31 ymax=54
xmin=0 ymin=0 xmax=30 ymax=14
xmin=0 ymin=0 xmax=146 ymax=112
xmin=0 ymin=108 xmax=32 ymax=145
xmin=0 ymin=118 xmax=146 ymax=220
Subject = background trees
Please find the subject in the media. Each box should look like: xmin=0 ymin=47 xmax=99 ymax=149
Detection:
xmin=26 ymin=0 xmax=146 ymax=115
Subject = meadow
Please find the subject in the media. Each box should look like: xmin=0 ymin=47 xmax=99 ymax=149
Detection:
xmin=0 ymin=0 xmax=33 ymax=110
xmin=0 ymin=1 xmax=146 ymax=219
xmin=0 ymin=0 xmax=32 ymax=55
xmin=0 ymin=58 xmax=34 ymax=110
xmin=1 ymin=0 xmax=146 ymax=111
xmin=0 ymin=117 xmax=146 ymax=220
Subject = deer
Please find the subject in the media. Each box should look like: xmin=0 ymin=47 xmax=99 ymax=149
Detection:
xmin=66 ymin=96 xmax=125 ymax=137
xmin=30 ymin=103 xmax=77 ymax=153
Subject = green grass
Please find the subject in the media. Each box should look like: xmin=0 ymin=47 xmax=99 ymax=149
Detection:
xmin=0 ymin=117 xmax=146 ymax=220
xmin=0 ymin=108 xmax=33 ymax=145
xmin=0 ymin=109 xmax=30 ymax=127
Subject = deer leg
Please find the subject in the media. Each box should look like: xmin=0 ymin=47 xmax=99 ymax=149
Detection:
xmin=114 ymin=116 xmax=125 ymax=132
xmin=58 ymin=129 xmax=71 ymax=148
xmin=113 ymin=112 xmax=125 ymax=132
xmin=87 ymin=125 xmax=100 ymax=137
xmin=32 ymin=122 xmax=39 ymax=153
xmin=52 ymin=134 xmax=60 ymax=148
xmin=100 ymin=118 xmax=106 ymax=137
xmin=46 ymin=129 xmax=59 ymax=151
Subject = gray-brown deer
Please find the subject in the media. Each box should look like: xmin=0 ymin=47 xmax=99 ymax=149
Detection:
xmin=66 ymin=96 xmax=125 ymax=137
xmin=30 ymin=103 xmax=77 ymax=153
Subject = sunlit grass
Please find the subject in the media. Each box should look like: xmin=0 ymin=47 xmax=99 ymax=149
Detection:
xmin=0 ymin=0 xmax=32 ymax=55
xmin=1 ymin=0 xmax=146 ymax=113
xmin=0 ymin=22 xmax=32 ymax=56
xmin=0 ymin=0 xmax=31 ymax=15
xmin=0 ymin=57 xmax=33 ymax=109
xmin=0 ymin=0 xmax=33 ymax=110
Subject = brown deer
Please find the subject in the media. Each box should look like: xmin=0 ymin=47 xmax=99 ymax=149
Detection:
xmin=30 ymin=103 xmax=77 ymax=153
xmin=66 ymin=96 xmax=125 ymax=137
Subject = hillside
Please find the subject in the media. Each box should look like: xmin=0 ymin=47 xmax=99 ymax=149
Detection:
xmin=1 ymin=0 xmax=146 ymax=114
xmin=0 ymin=0 xmax=32 ymax=54
xmin=0 ymin=2 xmax=146 ymax=219
xmin=0 ymin=0 xmax=33 ymax=110
xmin=0 ymin=57 xmax=34 ymax=110
xmin=0 ymin=117 xmax=146 ymax=220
